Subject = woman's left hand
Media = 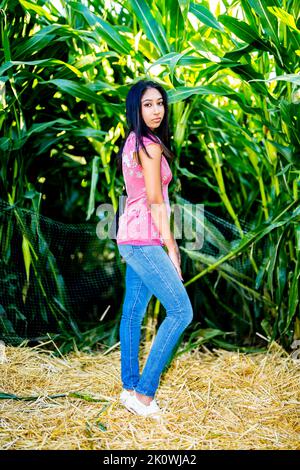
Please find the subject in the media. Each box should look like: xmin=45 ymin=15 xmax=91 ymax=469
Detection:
xmin=173 ymin=240 xmax=181 ymax=265
xmin=167 ymin=241 xmax=183 ymax=281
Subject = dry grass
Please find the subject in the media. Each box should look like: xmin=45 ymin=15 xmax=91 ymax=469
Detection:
xmin=0 ymin=340 xmax=299 ymax=450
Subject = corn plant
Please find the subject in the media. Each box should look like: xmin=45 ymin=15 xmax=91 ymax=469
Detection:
xmin=0 ymin=0 xmax=299 ymax=351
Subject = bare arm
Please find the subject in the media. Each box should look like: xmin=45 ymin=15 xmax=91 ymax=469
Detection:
xmin=139 ymin=143 xmax=183 ymax=280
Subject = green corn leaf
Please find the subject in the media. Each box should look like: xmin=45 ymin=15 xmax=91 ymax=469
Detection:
xmin=86 ymin=156 xmax=100 ymax=221
xmin=0 ymin=59 xmax=82 ymax=78
xmin=268 ymin=6 xmax=300 ymax=31
xmin=189 ymin=2 xmax=224 ymax=31
xmin=286 ymin=254 xmax=300 ymax=331
xmin=127 ymin=0 xmax=170 ymax=55
xmin=19 ymin=0 xmax=56 ymax=22
xmin=69 ymin=392 xmax=108 ymax=402
xmin=39 ymin=79 xmax=109 ymax=107
xmin=218 ymin=15 xmax=268 ymax=47
xmin=14 ymin=32 xmax=56 ymax=60
xmin=177 ymin=328 xmax=227 ymax=355
xmin=247 ymin=0 xmax=280 ymax=44
xmin=211 ymin=339 xmax=266 ymax=353
xmin=0 ymin=392 xmax=66 ymax=401
xmin=168 ymin=84 xmax=242 ymax=103
xmin=69 ymin=1 xmax=131 ymax=55
xmin=21 ymin=235 xmax=31 ymax=283
xmin=163 ymin=0 xmax=185 ymax=55
xmin=249 ymin=73 xmax=300 ymax=85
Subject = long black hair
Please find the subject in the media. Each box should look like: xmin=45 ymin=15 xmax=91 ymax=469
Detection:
xmin=116 ymin=79 xmax=174 ymax=173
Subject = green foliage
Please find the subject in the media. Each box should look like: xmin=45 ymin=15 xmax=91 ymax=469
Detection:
xmin=0 ymin=0 xmax=299 ymax=352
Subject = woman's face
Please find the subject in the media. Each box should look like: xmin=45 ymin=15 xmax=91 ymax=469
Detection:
xmin=140 ymin=87 xmax=165 ymax=131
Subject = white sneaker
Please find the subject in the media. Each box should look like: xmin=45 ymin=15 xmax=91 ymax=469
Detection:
xmin=123 ymin=391 xmax=162 ymax=420
xmin=119 ymin=389 xmax=134 ymax=405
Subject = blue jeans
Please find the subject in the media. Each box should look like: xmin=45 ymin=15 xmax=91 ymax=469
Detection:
xmin=118 ymin=244 xmax=193 ymax=398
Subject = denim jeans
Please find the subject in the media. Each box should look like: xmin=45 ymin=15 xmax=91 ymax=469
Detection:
xmin=118 ymin=244 xmax=194 ymax=398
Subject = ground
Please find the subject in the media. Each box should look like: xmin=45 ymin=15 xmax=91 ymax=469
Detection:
xmin=0 ymin=341 xmax=299 ymax=450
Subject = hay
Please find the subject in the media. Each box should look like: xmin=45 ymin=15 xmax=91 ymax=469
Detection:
xmin=0 ymin=340 xmax=299 ymax=450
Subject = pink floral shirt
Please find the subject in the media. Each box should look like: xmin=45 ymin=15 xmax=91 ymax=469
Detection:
xmin=116 ymin=131 xmax=173 ymax=246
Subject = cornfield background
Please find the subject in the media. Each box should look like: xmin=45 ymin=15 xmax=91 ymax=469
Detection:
xmin=0 ymin=0 xmax=299 ymax=357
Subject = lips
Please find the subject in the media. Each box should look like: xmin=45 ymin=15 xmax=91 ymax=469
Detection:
xmin=152 ymin=118 xmax=161 ymax=122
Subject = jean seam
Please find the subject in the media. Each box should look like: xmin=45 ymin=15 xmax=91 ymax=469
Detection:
xmin=127 ymin=275 xmax=144 ymax=389
xmin=133 ymin=247 xmax=187 ymax=395
xmin=135 ymin=316 xmax=187 ymax=396
xmin=137 ymin=246 xmax=181 ymax=312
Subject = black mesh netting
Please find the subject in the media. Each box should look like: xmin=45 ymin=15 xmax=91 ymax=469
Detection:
xmin=0 ymin=197 xmax=262 ymax=346
xmin=0 ymin=199 xmax=124 ymax=345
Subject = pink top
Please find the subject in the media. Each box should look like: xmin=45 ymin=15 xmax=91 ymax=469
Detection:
xmin=116 ymin=131 xmax=173 ymax=246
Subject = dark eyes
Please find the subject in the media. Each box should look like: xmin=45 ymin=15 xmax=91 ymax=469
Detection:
xmin=144 ymin=102 xmax=164 ymax=107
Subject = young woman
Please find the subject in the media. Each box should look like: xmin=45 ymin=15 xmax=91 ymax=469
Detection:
xmin=115 ymin=79 xmax=193 ymax=419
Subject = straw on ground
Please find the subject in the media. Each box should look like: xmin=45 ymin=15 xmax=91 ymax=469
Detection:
xmin=0 ymin=341 xmax=299 ymax=450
